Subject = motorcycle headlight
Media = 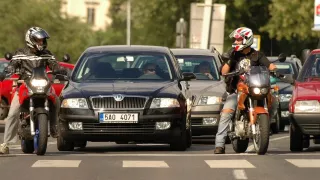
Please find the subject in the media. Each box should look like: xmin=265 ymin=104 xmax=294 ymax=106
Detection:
xmin=31 ymin=79 xmax=48 ymax=87
xmin=294 ymin=100 xmax=320 ymax=113
xmin=252 ymin=87 xmax=268 ymax=95
xmin=150 ymin=98 xmax=180 ymax=108
xmin=61 ymin=98 xmax=88 ymax=109
xmin=279 ymin=94 xmax=292 ymax=102
xmin=198 ymin=96 xmax=222 ymax=105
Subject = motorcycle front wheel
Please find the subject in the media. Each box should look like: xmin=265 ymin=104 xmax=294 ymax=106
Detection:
xmin=34 ymin=114 xmax=48 ymax=156
xmin=253 ymin=114 xmax=270 ymax=155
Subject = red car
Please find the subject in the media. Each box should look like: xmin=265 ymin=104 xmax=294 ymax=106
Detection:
xmin=0 ymin=58 xmax=74 ymax=120
xmin=289 ymin=49 xmax=320 ymax=151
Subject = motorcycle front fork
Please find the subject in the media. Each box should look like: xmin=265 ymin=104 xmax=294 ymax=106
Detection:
xmin=29 ymin=98 xmax=49 ymax=136
xmin=249 ymin=98 xmax=268 ymax=135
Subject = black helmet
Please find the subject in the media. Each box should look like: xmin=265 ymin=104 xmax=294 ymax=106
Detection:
xmin=25 ymin=27 xmax=50 ymax=52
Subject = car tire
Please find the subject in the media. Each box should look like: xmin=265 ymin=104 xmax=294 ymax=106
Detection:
xmin=290 ymin=124 xmax=303 ymax=152
xmin=57 ymin=130 xmax=74 ymax=151
xmin=186 ymin=127 xmax=192 ymax=148
xmin=0 ymin=100 xmax=9 ymax=120
xmin=170 ymin=128 xmax=187 ymax=151
xmin=271 ymin=113 xmax=280 ymax=134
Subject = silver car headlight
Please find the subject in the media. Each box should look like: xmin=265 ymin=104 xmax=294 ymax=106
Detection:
xmin=198 ymin=96 xmax=222 ymax=105
xmin=150 ymin=98 xmax=180 ymax=108
xmin=61 ymin=98 xmax=88 ymax=108
xmin=294 ymin=100 xmax=320 ymax=113
xmin=280 ymin=94 xmax=292 ymax=102
xmin=31 ymin=79 xmax=48 ymax=87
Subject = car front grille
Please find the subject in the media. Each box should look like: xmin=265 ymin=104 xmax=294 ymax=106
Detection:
xmin=192 ymin=118 xmax=203 ymax=125
xmin=91 ymin=96 xmax=147 ymax=109
xmin=82 ymin=122 xmax=155 ymax=134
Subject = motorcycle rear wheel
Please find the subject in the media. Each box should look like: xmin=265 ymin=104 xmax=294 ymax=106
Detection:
xmin=253 ymin=114 xmax=270 ymax=155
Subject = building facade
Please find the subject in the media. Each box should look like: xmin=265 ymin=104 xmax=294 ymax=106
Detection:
xmin=61 ymin=0 xmax=112 ymax=31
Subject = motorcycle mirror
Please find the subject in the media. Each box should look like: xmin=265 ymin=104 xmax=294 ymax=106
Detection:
xmin=63 ymin=54 xmax=70 ymax=62
xmin=4 ymin=53 xmax=13 ymax=61
xmin=278 ymin=53 xmax=287 ymax=62
xmin=221 ymin=52 xmax=230 ymax=61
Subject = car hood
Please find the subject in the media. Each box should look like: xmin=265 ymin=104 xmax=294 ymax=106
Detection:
xmin=295 ymin=81 xmax=320 ymax=100
xmin=277 ymin=82 xmax=293 ymax=94
xmin=188 ymin=80 xmax=227 ymax=100
xmin=67 ymin=81 xmax=179 ymax=98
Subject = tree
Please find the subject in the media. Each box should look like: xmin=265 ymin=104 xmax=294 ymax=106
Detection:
xmin=0 ymin=0 xmax=100 ymax=63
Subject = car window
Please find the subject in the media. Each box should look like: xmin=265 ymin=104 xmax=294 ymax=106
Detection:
xmin=297 ymin=54 xmax=320 ymax=82
xmin=274 ymin=63 xmax=294 ymax=74
xmin=174 ymin=55 xmax=220 ymax=81
xmin=0 ymin=62 xmax=9 ymax=73
xmin=73 ymin=52 xmax=173 ymax=82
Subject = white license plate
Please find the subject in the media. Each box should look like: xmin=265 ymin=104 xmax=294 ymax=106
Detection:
xmin=99 ymin=113 xmax=138 ymax=123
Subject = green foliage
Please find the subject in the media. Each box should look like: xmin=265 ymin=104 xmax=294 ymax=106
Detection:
xmin=0 ymin=0 xmax=98 ymax=63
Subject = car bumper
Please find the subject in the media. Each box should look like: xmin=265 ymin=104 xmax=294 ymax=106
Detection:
xmin=279 ymin=101 xmax=290 ymax=123
xmin=289 ymin=113 xmax=320 ymax=135
xmin=59 ymin=108 xmax=186 ymax=143
xmin=190 ymin=104 xmax=222 ymax=136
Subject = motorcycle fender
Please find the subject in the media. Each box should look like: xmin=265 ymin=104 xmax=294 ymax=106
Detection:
xmin=252 ymin=107 xmax=269 ymax=124
xmin=34 ymin=108 xmax=49 ymax=117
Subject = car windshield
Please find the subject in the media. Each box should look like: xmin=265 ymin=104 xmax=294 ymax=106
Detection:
xmin=0 ymin=61 xmax=9 ymax=73
xmin=73 ymin=52 xmax=173 ymax=82
xmin=297 ymin=54 xmax=320 ymax=82
xmin=274 ymin=63 xmax=294 ymax=82
xmin=174 ymin=55 xmax=219 ymax=80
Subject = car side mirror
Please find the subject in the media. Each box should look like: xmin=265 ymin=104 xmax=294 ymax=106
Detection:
xmin=278 ymin=53 xmax=287 ymax=62
xmin=63 ymin=54 xmax=70 ymax=62
xmin=4 ymin=53 xmax=13 ymax=61
xmin=55 ymin=74 xmax=69 ymax=81
xmin=221 ymin=52 xmax=230 ymax=61
xmin=181 ymin=72 xmax=196 ymax=81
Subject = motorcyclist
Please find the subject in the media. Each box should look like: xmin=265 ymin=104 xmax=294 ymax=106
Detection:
xmin=214 ymin=27 xmax=277 ymax=154
xmin=0 ymin=27 xmax=68 ymax=154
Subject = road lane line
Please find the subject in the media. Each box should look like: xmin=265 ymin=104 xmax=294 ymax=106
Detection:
xmin=286 ymin=159 xmax=320 ymax=168
xmin=233 ymin=169 xmax=248 ymax=179
xmin=31 ymin=160 xmax=81 ymax=167
xmin=205 ymin=160 xmax=255 ymax=168
xmin=123 ymin=160 xmax=169 ymax=168
xmin=246 ymin=135 xmax=289 ymax=152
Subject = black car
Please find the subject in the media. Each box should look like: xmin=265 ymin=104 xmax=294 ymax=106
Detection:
xmin=57 ymin=45 xmax=196 ymax=151
xmin=268 ymin=55 xmax=302 ymax=131
xmin=171 ymin=48 xmax=227 ymax=140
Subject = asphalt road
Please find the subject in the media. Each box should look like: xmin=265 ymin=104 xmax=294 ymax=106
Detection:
xmin=1 ymin=132 xmax=320 ymax=180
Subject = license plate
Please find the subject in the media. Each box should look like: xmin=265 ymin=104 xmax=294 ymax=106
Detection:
xmin=99 ymin=113 xmax=138 ymax=123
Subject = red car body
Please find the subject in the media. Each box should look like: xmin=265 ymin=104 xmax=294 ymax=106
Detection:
xmin=0 ymin=58 xmax=74 ymax=119
xmin=289 ymin=49 xmax=320 ymax=151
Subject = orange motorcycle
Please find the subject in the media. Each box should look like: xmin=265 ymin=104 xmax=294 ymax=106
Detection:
xmin=224 ymin=65 xmax=287 ymax=155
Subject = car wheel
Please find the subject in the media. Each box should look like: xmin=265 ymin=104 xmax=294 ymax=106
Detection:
xmin=0 ymin=100 xmax=9 ymax=120
xmin=271 ymin=113 xmax=280 ymax=134
xmin=186 ymin=127 xmax=192 ymax=148
xmin=170 ymin=128 xmax=187 ymax=151
xmin=57 ymin=129 xmax=74 ymax=151
xmin=290 ymin=124 xmax=303 ymax=152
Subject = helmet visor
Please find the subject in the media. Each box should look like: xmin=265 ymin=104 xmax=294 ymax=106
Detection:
xmin=32 ymin=30 xmax=50 ymax=39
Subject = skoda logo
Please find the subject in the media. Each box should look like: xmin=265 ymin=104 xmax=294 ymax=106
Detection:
xmin=114 ymin=94 xmax=124 ymax=101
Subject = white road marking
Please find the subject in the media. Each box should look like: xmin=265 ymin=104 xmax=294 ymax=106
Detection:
xmin=67 ymin=153 xmax=257 ymax=157
xmin=233 ymin=169 xmax=248 ymax=179
xmin=205 ymin=160 xmax=255 ymax=168
xmin=31 ymin=160 xmax=81 ymax=167
xmin=286 ymin=159 xmax=320 ymax=168
xmin=123 ymin=161 xmax=169 ymax=168
xmin=246 ymin=135 xmax=289 ymax=152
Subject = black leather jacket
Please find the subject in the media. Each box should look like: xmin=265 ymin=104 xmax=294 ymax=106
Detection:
xmin=5 ymin=47 xmax=67 ymax=80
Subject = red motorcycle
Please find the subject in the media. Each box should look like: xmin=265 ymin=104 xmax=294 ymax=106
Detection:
xmin=4 ymin=53 xmax=68 ymax=155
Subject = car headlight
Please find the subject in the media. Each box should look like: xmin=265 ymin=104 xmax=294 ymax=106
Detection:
xmin=61 ymin=98 xmax=88 ymax=108
xmin=294 ymin=100 xmax=320 ymax=113
xmin=150 ymin=98 xmax=180 ymax=108
xmin=31 ymin=79 xmax=48 ymax=87
xmin=198 ymin=96 xmax=222 ymax=105
xmin=279 ymin=94 xmax=292 ymax=102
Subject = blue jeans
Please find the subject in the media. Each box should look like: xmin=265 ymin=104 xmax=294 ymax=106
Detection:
xmin=215 ymin=93 xmax=237 ymax=148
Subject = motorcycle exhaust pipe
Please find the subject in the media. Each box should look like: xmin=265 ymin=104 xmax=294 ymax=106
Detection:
xmin=29 ymin=98 xmax=35 ymax=136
